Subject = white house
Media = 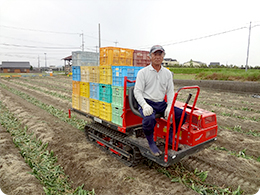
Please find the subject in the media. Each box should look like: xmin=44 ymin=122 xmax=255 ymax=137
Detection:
xmin=162 ymin=58 xmax=179 ymax=66
xmin=183 ymin=60 xmax=206 ymax=67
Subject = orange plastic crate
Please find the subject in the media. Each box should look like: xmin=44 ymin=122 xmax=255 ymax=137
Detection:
xmin=99 ymin=101 xmax=112 ymax=121
xmin=80 ymin=82 xmax=90 ymax=98
xmin=100 ymin=47 xmax=134 ymax=66
xmin=99 ymin=66 xmax=112 ymax=84
xmin=72 ymin=81 xmax=80 ymax=95
xmin=72 ymin=94 xmax=80 ymax=110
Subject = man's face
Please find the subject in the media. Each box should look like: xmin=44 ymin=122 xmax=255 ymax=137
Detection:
xmin=150 ymin=51 xmax=164 ymax=66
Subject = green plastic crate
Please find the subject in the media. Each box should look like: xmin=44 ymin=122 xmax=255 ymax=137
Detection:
xmin=99 ymin=84 xmax=112 ymax=103
xmin=112 ymin=86 xmax=129 ymax=107
xmin=112 ymin=105 xmax=123 ymax=126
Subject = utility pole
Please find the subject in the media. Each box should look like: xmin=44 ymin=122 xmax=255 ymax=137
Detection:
xmin=114 ymin=40 xmax=118 ymax=47
xmin=245 ymin=21 xmax=252 ymax=72
xmin=44 ymin=53 xmax=47 ymax=70
xmin=98 ymin=23 xmax=101 ymax=49
xmin=80 ymin=32 xmax=84 ymax=51
xmin=38 ymin=55 xmax=40 ymax=68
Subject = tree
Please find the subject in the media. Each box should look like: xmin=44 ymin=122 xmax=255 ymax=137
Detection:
xmin=189 ymin=59 xmax=194 ymax=67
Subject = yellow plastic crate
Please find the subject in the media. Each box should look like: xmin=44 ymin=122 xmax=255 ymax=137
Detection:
xmin=72 ymin=94 xmax=80 ymax=110
xmin=99 ymin=66 xmax=112 ymax=84
xmin=89 ymin=98 xmax=99 ymax=117
xmin=80 ymin=96 xmax=89 ymax=113
xmin=100 ymin=47 xmax=134 ymax=66
xmin=81 ymin=66 xmax=89 ymax=82
xmin=72 ymin=81 xmax=80 ymax=95
xmin=88 ymin=66 xmax=100 ymax=83
xmin=99 ymin=101 xmax=112 ymax=121
xmin=80 ymin=82 xmax=90 ymax=98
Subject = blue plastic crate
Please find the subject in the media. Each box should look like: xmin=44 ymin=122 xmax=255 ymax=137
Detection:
xmin=99 ymin=84 xmax=112 ymax=103
xmin=112 ymin=66 xmax=143 ymax=87
xmin=72 ymin=74 xmax=81 ymax=81
xmin=72 ymin=66 xmax=81 ymax=81
xmin=112 ymin=76 xmax=135 ymax=87
xmin=89 ymin=82 xmax=99 ymax=100
xmin=72 ymin=66 xmax=81 ymax=75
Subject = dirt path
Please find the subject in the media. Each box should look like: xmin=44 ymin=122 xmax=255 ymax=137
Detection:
xmin=0 ymin=76 xmax=260 ymax=194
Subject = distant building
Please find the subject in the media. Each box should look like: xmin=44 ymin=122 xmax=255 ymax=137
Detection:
xmin=209 ymin=62 xmax=220 ymax=67
xmin=183 ymin=60 xmax=206 ymax=67
xmin=62 ymin=55 xmax=72 ymax=74
xmin=1 ymin=61 xmax=31 ymax=73
xmin=162 ymin=58 xmax=179 ymax=66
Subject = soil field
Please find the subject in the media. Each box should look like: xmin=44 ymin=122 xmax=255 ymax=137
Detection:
xmin=0 ymin=76 xmax=260 ymax=195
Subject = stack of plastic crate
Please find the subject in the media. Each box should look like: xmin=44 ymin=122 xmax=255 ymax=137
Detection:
xmin=72 ymin=66 xmax=81 ymax=110
xmin=72 ymin=47 xmax=145 ymax=125
xmin=111 ymin=65 xmax=144 ymax=126
xmin=89 ymin=66 xmax=100 ymax=117
xmin=71 ymin=51 xmax=99 ymax=113
xmin=98 ymin=47 xmax=129 ymax=121
xmin=99 ymin=65 xmax=112 ymax=121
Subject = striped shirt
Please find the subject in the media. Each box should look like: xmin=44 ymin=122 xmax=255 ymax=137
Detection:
xmin=134 ymin=64 xmax=174 ymax=108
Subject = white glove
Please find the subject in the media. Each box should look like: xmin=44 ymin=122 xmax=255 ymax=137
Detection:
xmin=164 ymin=105 xmax=171 ymax=119
xmin=142 ymin=103 xmax=153 ymax=116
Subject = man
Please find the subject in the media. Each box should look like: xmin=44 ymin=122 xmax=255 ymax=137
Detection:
xmin=134 ymin=45 xmax=186 ymax=156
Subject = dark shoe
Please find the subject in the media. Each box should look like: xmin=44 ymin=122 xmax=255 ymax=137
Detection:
xmin=148 ymin=142 xmax=162 ymax=156
xmin=146 ymin=134 xmax=162 ymax=156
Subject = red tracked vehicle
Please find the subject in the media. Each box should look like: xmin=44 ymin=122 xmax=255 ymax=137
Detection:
xmin=73 ymin=77 xmax=218 ymax=167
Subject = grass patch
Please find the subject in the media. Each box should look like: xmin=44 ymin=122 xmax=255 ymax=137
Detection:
xmin=173 ymin=74 xmax=196 ymax=80
xmin=169 ymin=68 xmax=260 ymax=82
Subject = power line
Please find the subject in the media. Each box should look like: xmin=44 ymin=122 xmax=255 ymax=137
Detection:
xmin=162 ymin=26 xmax=248 ymax=47
xmin=0 ymin=43 xmax=80 ymax=49
xmin=0 ymin=53 xmax=65 ymax=61
xmin=0 ymin=25 xmax=79 ymax=35
xmin=1 ymin=24 xmax=116 ymax=43
xmin=137 ymin=26 xmax=248 ymax=49
xmin=0 ymin=34 xmax=79 ymax=47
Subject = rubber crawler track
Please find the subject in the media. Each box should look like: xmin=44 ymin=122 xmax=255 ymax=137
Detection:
xmin=85 ymin=122 xmax=142 ymax=167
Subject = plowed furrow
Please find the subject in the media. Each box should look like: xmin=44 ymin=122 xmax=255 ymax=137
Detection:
xmin=0 ymin=83 xmax=197 ymax=194
xmin=18 ymin=77 xmax=72 ymax=94
xmin=182 ymin=148 xmax=260 ymax=194
xmin=1 ymin=79 xmax=71 ymax=111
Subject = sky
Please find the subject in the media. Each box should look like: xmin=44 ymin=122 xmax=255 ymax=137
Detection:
xmin=0 ymin=0 xmax=259 ymax=68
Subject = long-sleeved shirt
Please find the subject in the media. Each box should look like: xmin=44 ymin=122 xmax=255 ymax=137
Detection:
xmin=134 ymin=64 xmax=174 ymax=108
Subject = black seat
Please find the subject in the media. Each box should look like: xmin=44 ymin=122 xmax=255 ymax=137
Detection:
xmin=128 ymin=86 xmax=163 ymax=119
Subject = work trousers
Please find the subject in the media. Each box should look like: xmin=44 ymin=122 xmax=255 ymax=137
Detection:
xmin=138 ymin=99 xmax=187 ymax=136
